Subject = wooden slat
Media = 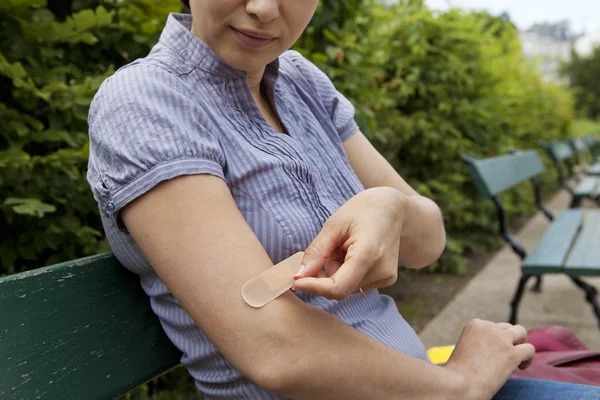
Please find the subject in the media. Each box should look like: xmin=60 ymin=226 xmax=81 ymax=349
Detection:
xmin=522 ymin=209 xmax=584 ymax=275
xmin=565 ymin=211 xmax=600 ymax=276
xmin=0 ymin=253 xmax=182 ymax=400
xmin=549 ymin=141 xmax=574 ymax=161
xmin=465 ymin=150 xmax=545 ymax=198
xmin=587 ymin=163 xmax=600 ymax=176
xmin=571 ymin=138 xmax=587 ymax=152
xmin=574 ymin=176 xmax=600 ymax=199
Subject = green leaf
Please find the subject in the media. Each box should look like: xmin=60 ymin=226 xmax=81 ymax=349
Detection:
xmin=4 ymin=197 xmax=56 ymax=218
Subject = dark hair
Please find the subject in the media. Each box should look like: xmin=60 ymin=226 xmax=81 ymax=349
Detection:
xmin=181 ymin=0 xmax=190 ymax=9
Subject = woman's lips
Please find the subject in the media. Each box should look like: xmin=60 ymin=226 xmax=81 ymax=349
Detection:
xmin=231 ymin=27 xmax=276 ymax=49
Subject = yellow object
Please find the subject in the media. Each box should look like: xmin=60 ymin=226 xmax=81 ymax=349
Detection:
xmin=426 ymin=345 xmax=455 ymax=365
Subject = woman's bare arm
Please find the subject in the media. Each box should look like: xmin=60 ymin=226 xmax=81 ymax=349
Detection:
xmin=343 ymin=131 xmax=446 ymax=268
xmin=120 ymin=174 xmax=469 ymax=399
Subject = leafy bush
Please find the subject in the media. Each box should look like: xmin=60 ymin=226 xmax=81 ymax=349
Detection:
xmin=562 ymin=47 xmax=600 ymax=119
xmin=0 ymin=0 xmax=180 ymax=273
xmin=298 ymin=0 xmax=574 ymax=271
xmin=570 ymin=119 xmax=600 ymax=136
xmin=1 ymin=0 xmax=575 ymax=278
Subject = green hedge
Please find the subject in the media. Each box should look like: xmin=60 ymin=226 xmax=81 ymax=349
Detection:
xmin=298 ymin=0 xmax=574 ymax=272
xmin=0 ymin=0 xmax=180 ymax=273
xmin=0 ymin=0 xmax=575 ymax=277
xmin=570 ymin=119 xmax=600 ymax=136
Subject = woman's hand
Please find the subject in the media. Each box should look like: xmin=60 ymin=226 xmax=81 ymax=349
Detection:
xmin=445 ymin=319 xmax=536 ymax=400
xmin=292 ymin=187 xmax=407 ymax=300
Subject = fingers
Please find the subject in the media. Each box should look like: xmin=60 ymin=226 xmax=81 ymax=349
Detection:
xmin=495 ymin=322 xmax=513 ymax=330
xmin=505 ymin=324 xmax=528 ymax=345
xmin=292 ymin=277 xmax=337 ymax=299
xmin=323 ymin=249 xmax=344 ymax=277
xmin=515 ymin=343 xmax=536 ymax=370
xmin=297 ymin=220 xmax=346 ymax=278
xmin=501 ymin=324 xmax=534 ymax=369
xmin=294 ymin=253 xmax=368 ymax=300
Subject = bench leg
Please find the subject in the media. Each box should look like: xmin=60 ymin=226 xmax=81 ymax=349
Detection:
xmin=570 ymin=196 xmax=582 ymax=208
xmin=530 ymin=275 xmax=543 ymax=293
xmin=569 ymin=277 xmax=600 ymax=328
xmin=509 ymin=275 xmax=532 ymax=325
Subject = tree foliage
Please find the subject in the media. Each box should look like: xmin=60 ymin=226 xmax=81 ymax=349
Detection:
xmin=297 ymin=0 xmax=574 ymax=272
xmin=1 ymin=0 xmax=577 ymax=274
xmin=0 ymin=0 xmax=180 ymax=273
xmin=562 ymin=47 xmax=600 ymax=119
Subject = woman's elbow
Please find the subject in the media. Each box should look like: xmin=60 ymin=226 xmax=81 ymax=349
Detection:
xmin=403 ymin=222 xmax=446 ymax=269
xmin=239 ymin=300 xmax=309 ymax=394
xmin=251 ymin=358 xmax=302 ymax=396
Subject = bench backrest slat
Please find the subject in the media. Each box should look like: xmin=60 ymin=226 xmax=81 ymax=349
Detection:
xmin=0 ymin=253 xmax=182 ymax=400
xmin=464 ymin=150 xmax=545 ymax=198
xmin=548 ymin=141 xmax=574 ymax=161
xmin=571 ymin=138 xmax=587 ymax=152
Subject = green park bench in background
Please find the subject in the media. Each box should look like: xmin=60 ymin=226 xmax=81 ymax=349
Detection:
xmin=541 ymin=141 xmax=600 ymax=207
xmin=0 ymin=253 xmax=182 ymax=400
xmin=584 ymin=135 xmax=600 ymax=161
xmin=570 ymin=137 xmax=600 ymax=176
xmin=462 ymin=150 xmax=600 ymax=327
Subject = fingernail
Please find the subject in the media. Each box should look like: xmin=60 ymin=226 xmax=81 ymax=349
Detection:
xmin=294 ymin=264 xmax=305 ymax=278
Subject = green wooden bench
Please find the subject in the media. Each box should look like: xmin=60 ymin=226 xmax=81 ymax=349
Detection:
xmin=570 ymin=138 xmax=600 ymax=176
xmin=585 ymin=135 xmax=600 ymax=162
xmin=541 ymin=140 xmax=600 ymax=207
xmin=462 ymin=150 xmax=600 ymax=327
xmin=0 ymin=253 xmax=183 ymax=399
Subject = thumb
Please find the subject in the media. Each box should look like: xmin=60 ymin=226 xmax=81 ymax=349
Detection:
xmin=296 ymin=220 xmax=345 ymax=278
xmin=293 ymin=248 xmax=368 ymax=300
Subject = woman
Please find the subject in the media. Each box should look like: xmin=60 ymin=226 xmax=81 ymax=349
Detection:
xmin=87 ymin=1 xmax=600 ymax=399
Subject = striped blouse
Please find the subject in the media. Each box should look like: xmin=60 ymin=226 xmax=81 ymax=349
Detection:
xmin=87 ymin=13 xmax=429 ymax=399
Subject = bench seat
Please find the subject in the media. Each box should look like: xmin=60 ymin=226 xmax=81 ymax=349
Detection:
xmin=574 ymin=176 xmax=600 ymax=201
xmin=588 ymin=163 xmax=600 ymax=176
xmin=523 ymin=210 xmax=600 ymax=277
xmin=566 ymin=211 xmax=600 ymax=276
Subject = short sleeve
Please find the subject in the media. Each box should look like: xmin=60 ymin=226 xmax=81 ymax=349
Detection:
xmin=87 ymin=64 xmax=226 ymax=227
xmin=284 ymin=50 xmax=359 ymax=142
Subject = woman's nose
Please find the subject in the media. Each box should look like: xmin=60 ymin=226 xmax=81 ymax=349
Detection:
xmin=245 ymin=0 xmax=280 ymax=23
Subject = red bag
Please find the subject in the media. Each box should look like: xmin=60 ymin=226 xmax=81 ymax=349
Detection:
xmin=511 ymin=326 xmax=600 ymax=386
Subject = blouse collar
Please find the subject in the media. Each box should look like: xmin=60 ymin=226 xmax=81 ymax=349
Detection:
xmin=159 ymin=13 xmax=280 ymax=82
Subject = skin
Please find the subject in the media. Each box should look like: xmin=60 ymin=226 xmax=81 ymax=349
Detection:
xmin=120 ymin=0 xmax=535 ymax=398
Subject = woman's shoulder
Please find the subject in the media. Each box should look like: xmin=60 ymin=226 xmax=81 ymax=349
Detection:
xmin=278 ymin=50 xmax=340 ymax=100
xmin=91 ymin=59 xmax=192 ymax=116
xmin=279 ymin=50 xmax=324 ymax=86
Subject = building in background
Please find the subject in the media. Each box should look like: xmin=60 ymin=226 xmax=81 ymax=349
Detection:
xmin=520 ymin=20 xmax=579 ymax=83
xmin=575 ymin=28 xmax=600 ymax=57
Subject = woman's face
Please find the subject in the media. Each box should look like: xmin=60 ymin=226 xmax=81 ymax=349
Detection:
xmin=190 ymin=0 xmax=318 ymax=72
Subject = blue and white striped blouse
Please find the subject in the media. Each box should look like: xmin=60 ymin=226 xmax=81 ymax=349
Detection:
xmin=87 ymin=13 xmax=429 ymax=399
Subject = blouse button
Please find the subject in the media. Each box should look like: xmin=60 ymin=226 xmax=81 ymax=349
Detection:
xmin=105 ymin=202 xmax=116 ymax=214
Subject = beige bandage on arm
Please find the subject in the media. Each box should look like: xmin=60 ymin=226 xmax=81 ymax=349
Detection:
xmin=242 ymin=252 xmax=304 ymax=308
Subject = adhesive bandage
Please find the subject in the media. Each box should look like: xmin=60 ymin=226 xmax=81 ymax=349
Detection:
xmin=242 ymin=252 xmax=304 ymax=308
